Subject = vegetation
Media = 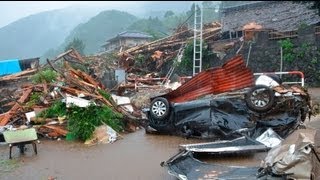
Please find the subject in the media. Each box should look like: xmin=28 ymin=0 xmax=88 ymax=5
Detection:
xmin=127 ymin=17 xmax=168 ymax=40
xmin=279 ymin=38 xmax=295 ymax=63
xmin=70 ymin=62 xmax=89 ymax=73
xmin=277 ymin=37 xmax=320 ymax=86
xmin=279 ymin=38 xmax=315 ymax=63
xmin=42 ymin=10 xmax=138 ymax=58
xmin=176 ymin=40 xmax=212 ymax=76
xmin=64 ymin=38 xmax=86 ymax=55
xmin=37 ymin=100 xmax=66 ymax=118
xmin=37 ymin=100 xmax=123 ymax=141
xmin=25 ymin=92 xmax=44 ymax=108
xmin=0 ymin=7 xmax=95 ymax=61
xmin=67 ymin=104 xmax=123 ymax=141
xmin=134 ymin=54 xmax=146 ymax=68
xmin=164 ymin=10 xmax=174 ymax=18
xmin=31 ymin=68 xmax=58 ymax=84
xmin=63 ymin=10 xmax=138 ymax=55
xmin=97 ymin=89 xmax=112 ymax=102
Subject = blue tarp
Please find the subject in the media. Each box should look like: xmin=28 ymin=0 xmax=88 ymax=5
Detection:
xmin=0 ymin=59 xmax=22 ymax=76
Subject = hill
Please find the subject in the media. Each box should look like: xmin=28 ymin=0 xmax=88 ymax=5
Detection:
xmin=0 ymin=7 xmax=102 ymax=60
xmin=43 ymin=10 xmax=137 ymax=60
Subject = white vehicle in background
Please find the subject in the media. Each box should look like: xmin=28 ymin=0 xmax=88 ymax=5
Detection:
xmin=246 ymin=71 xmax=305 ymax=112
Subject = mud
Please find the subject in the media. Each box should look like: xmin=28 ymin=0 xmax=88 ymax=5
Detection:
xmin=0 ymin=88 xmax=319 ymax=180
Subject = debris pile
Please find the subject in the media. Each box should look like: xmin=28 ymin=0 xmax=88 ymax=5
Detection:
xmin=117 ymin=22 xmax=222 ymax=73
xmin=0 ymin=49 xmax=142 ymax=143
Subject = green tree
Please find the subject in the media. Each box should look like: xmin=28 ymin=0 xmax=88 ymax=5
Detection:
xmin=127 ymin=17 xmax=168 ymax=40
xmin=164 ymin=10 xmax=174 ymax=18
xmin=279 ymin=39 xmax=295 ymax=63
xmin=177 ymin=40 xmax=211 ymax=76
xmin=65 ymin=38 xmax=85 ymax=55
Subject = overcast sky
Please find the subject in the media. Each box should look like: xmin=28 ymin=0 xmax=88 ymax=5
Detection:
xmin=0 ymin=1 xmax=141 ymax=28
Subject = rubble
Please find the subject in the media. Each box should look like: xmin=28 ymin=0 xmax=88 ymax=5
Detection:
xmin=116 ymin=22 xmax=221 ymax=74
xmin=258 ymin=128 xmax=319 ymax=179
xmin=0 ymin=48 xmax=143 ymax=145
xmin=0 ymin=15 xmax=318 ymax=180
xmin=84 ymin=125 xmax=118 ymax=146
xmin=161 ymin=129 xmax=320 ymax=180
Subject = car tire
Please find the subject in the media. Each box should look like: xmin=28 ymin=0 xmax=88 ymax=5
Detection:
xmin=245 ymin=85 xmax=275 ymax=112
xmin=149 ymin=97 xmax=170 ymax=125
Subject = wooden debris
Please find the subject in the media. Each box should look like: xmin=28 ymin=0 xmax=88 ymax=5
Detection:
xmin=0 ymin=48 xmax=142 ymax=141
xmin=42 ymin=125 xmax=68 ymax=136
xmin=0 ymin=88 xmax=33 ymax=126
xmin=0 ymin=69 xmax=37 ymax=81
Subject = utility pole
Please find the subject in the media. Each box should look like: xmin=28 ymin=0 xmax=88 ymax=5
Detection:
xmin=193 ymin=3 xmax=203 ymax=76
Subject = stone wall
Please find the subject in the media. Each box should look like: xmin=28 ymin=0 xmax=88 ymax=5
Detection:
xmin=221 ymin=1 xmax=320 ymax=31
xmin=211 ymin=25 xmax=320 ymax=87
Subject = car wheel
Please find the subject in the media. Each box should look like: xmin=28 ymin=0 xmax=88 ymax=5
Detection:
xmin=245 ymin=85 xmax=275 ymax=112
xmin=149 ymin=97 xmax=170 ymax=127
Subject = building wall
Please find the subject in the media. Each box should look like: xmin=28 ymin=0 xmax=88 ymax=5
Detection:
xmin=123 ymin=38 xmax=149 ymax=47
xmin=221 ymin=1 xmax=320 ymax=32
xmin=104 ymin=38 xmax=150 ymax=52
xmin=105 ymin=41 xmax=120 ymax=52
xmin=212 ymin=25 xmax=320 ymax=86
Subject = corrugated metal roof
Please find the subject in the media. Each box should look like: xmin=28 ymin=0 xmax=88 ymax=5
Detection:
xmin=163 ymin=55 xmax=254 ymax=103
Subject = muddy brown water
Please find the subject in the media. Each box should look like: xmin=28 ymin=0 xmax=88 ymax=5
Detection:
xmin=0 ymin=88 xmax=320 ymax=180
xmin=0 ymin=129 xmax=207 ymax=180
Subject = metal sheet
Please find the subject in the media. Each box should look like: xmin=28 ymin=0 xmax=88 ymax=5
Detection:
xmin=162 ymin=151 xmax=260 ymax=180
xmin=179 ymin=136 xmax=269 ymax=154
xmin=260 ymin=129 xmax=318 ymax=179
xmin=255 ymin=128 xmax=283 ymax=148
xmin=163 ymin=55 xmax=254 ymax=103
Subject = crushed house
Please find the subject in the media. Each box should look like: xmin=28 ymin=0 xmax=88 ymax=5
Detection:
xmin=101 ymin=31 xmax=152 ymax=52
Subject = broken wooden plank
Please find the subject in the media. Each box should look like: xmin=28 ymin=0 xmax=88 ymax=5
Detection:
xmin=0 ymin=88 xmax=33 ymax=126
xmin=0 ymin=69 xmax=37 ymax=81
xmin=42 ymin=125 xmax=68 ymax=136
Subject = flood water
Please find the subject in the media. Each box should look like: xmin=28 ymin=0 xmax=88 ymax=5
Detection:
xmin=0 ymin=88 xmax=319 ymax=180
xmin=0 ymin=129 xmax=208 ymax=180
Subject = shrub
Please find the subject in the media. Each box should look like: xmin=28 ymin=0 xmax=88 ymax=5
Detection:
xmin=67 ymin=104 xmax=123 ymax=141
xmin=25 ymin=92 xmax=43 ymax=108
xmin=31 ymin=69 xmax=58 ymax=84
xmin=37 ymin=100 xmax=66 ymax=118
